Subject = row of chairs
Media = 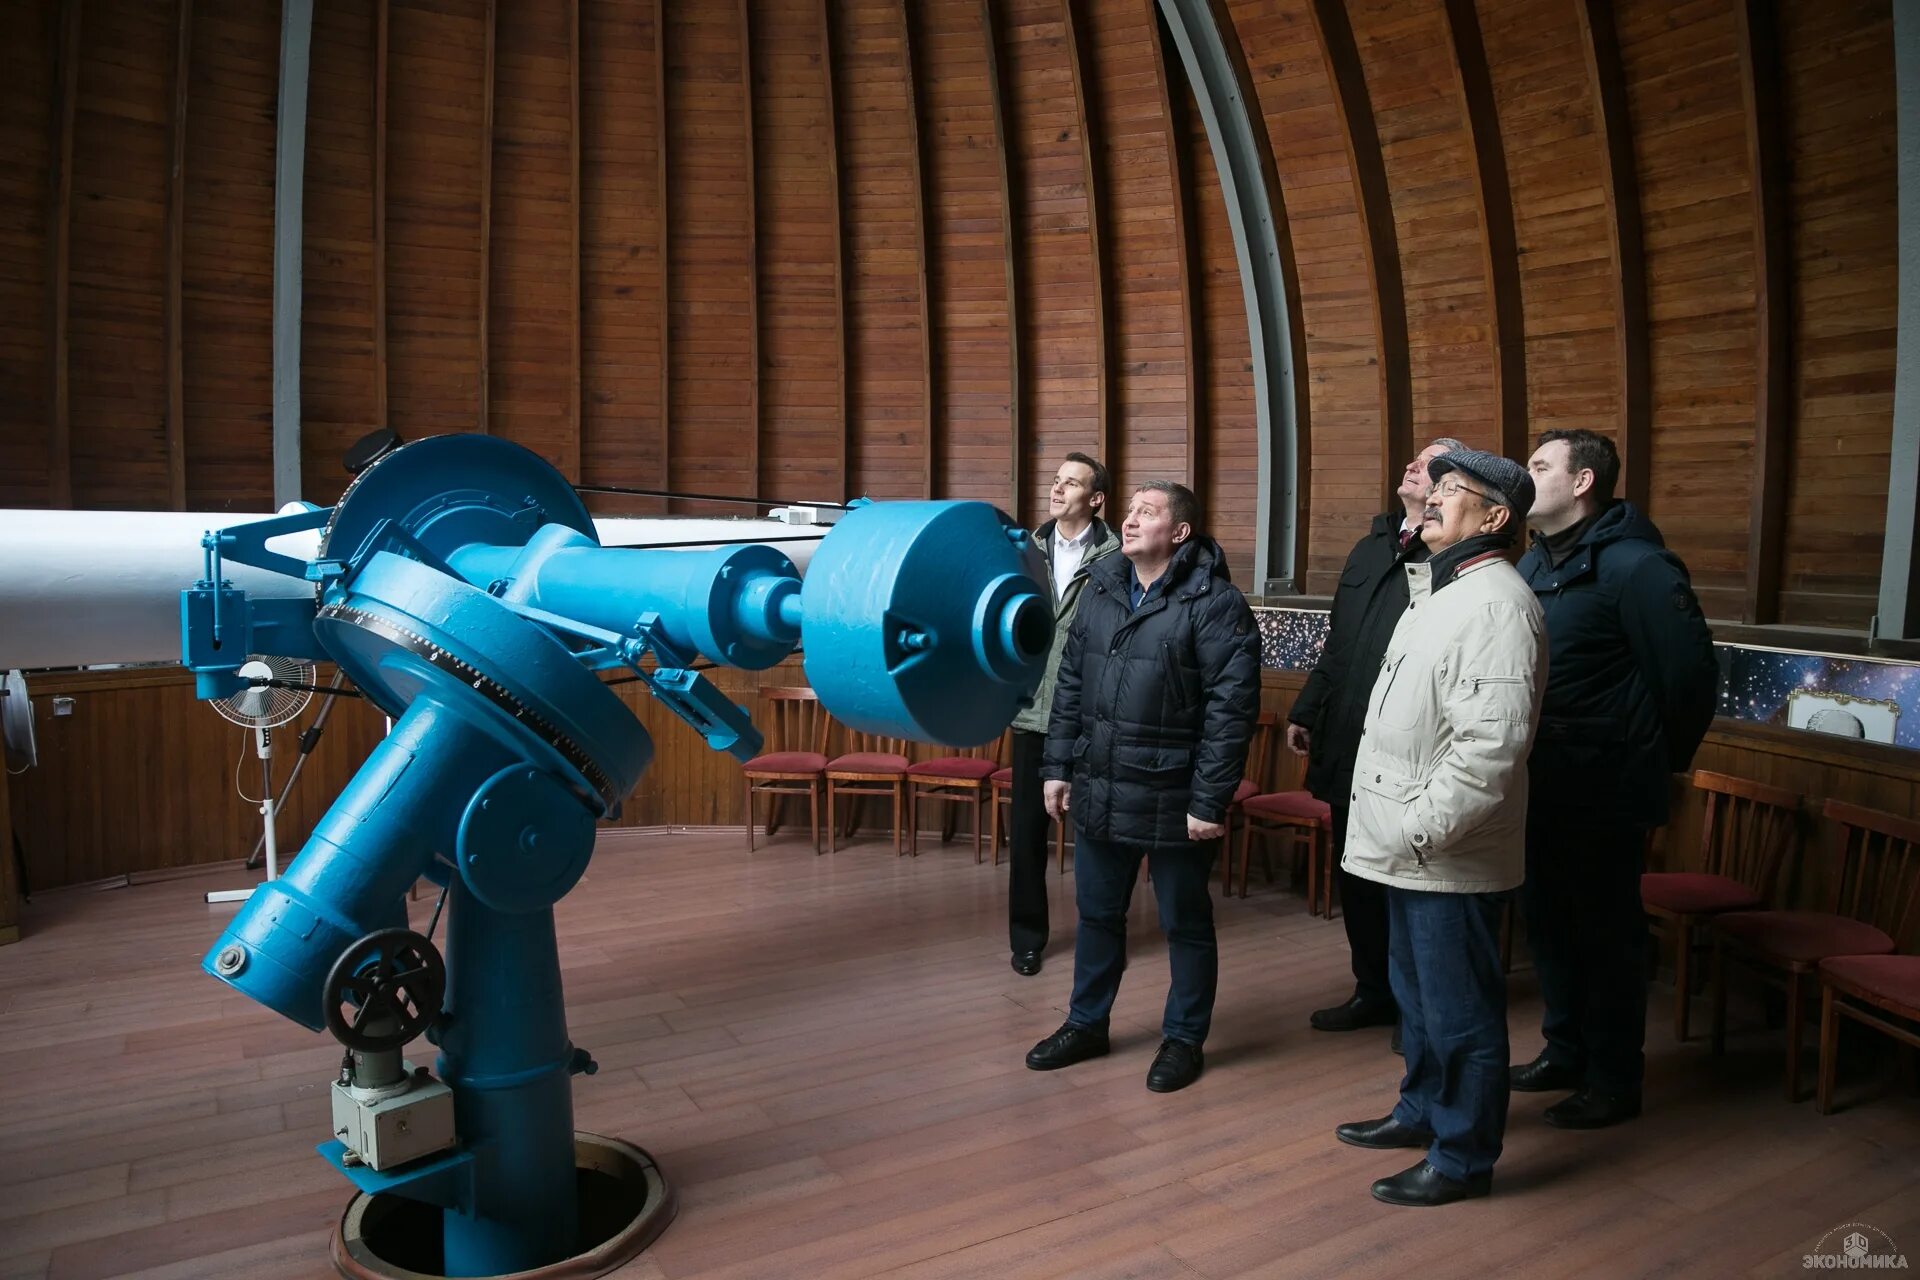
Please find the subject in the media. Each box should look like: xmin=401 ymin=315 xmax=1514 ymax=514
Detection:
xmin=1642 ymin=769 xmax=1920 ymax=1111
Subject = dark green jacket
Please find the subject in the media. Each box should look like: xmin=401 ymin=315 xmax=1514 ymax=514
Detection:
xmin=1011 ymin=517 xmax=1121 ymax=734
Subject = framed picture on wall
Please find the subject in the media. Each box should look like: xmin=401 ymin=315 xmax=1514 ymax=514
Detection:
xmin=1785 ymin=689 xmax=1902 ymax=745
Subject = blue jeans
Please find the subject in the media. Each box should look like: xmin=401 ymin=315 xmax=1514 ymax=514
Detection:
xmin=1387 ymin=886 xmax=1510 ymax=1181
xmin=1067 ymin=833 xmax=1219 ymax=1045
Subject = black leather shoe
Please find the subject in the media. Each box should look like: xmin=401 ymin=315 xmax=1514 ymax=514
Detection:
xmin=1370 ymin=1160 xmax=1491 ymax=1207
xmin=1509 ymin=1055 xmax=1583 ymax=1093
xmin=1011 ymin=950 xmax=1042 ymax=976
xmin=1335 ymin=1115 xmax=1434 ymax=1150
xmin=1025 ymin=1022 xmax=1110 ymax=1071
xmin=1310 ymin=994 xmax=1398 ymax=1032
xmin=1145 ymin=1038 xmax=1204 ymax=1092
xmin=1544 ymin=1088 xmax=1641 ymax=1130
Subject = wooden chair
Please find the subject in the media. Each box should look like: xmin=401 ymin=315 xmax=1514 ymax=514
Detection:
xmin=1711 ymin=797 xmax=1910 ymax=1102
xmin=1814 ymin=801 xmax=1920 ymax=1113
xmin=1230 ymin=726 xmax=1332 ymax=906
xmin=740 ymin=687 xmax=831 ymax=854
xmin=989 ymin=767 xmax=1070 ymax=871
xmin=1221 ymin=712 xmax=1279 ymax=877
xmin=1643 ymin=770 xmax=1801 ymax=1041
xmin=826 ymin=731 xmax=911 ymax=854
xmin=907 ymin=733 xmax=1005 ymax=860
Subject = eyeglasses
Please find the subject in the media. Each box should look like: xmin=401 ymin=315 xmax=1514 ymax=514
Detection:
xmin=1434 ymin=477 xmax=1491 ymax=504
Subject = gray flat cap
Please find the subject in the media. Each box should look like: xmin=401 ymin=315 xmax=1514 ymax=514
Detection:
xmin=1428 ymin=448 xmax=1534 ymax=520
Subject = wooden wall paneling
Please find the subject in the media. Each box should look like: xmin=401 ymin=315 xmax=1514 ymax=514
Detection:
xmin=1231 ymin=0 xmax=1392 ymax=593
xmin=486 ymin=0 xmax=579 ymax=479
xmin=300 ymin=0 xmax=380 ymax=506
xmin=476 ymin=0 xmax=494 ymax=435
xmin=1062 ymin=0 xmax=1112 ymax=472
xmin=1577 ymin=0 xmax=1650 ymax=510
xmin=1001 ymin=0 xmax=1103 ymax=526
xmin=165 ymin=0 xmax=192 ymax=511
xmin=1305 ymin=0 xmax=1405 ymax=515
xmin=181 ymin=0 xmax=280 ymax=510
xmin=570 ymin=0 xmax=581 ymax=475
xmin=750 ymin=0 xmax=842 ymax=505
xmin=1440 ymin=0 xmax=1526 ymax=464
xmin=916 ymin=0 xmax=1017 ymax=504
xmin=900 ymin=1 xmax=935 ymax=499
xmin=1146 ymin=1 xmax=1198 ymax=489
xmin=69 ymin=0 xmax=174 ymax=510
xmin=0 ymin=0 xmax=54 ymax=508
xmin=1774 ymin=0 xmax=1897 ymax=630
xmin=1179 ymin=67 xmax=1257 ymax=585
xmin=1738 ymin=0 xmax=1788 ymax=625
xmin=824 ymin=0 xmax=849 ymax=501
xmin=0 ymin=762 xmax=16 ymax=944
xmin=666 ymin=0 xmax=757 ymax=509
xmin=834 ymin=0 xmax=930 ymax=501
xmin=659 ymin=0 xmax=671 ymax=498
xmin=1477 ymin=0 xmax=1620 ymax=483
xmin=46 ymin=0 xmax=80 ymax=509
xmin=1345 ymin=0 xmax=1498 ymax=460
xmin=581 ymin=0 xmax=668 ymax=506
xmin=1082 ymin=0 xmax=1186 ymax=498
xmin=384 ymin=0 xmax=489 ymax=442
xmin=1613 ymin=0 xmax=1755 ymax=620
xmin=982 ymin=0 xmax=1023 ymax=513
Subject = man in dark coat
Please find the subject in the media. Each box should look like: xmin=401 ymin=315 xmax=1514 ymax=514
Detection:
xmin=1509 ymin=429 xmax=1719 ymax=1129
xmin=1023 ymin=481 xmax=1263 ymax=1093
xmin=1287 ymin=437 xmax=1464 ymax=1035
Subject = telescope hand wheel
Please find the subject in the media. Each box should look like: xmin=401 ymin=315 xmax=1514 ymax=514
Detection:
xmin=322 ymin=928 xmax=446 ymax=1052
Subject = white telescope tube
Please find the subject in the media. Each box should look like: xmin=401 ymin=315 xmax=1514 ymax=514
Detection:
xmin=0 ymin=509 xmax=824 ymax=671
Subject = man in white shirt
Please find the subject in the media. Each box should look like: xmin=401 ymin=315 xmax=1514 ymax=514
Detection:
xmin=1006 ymin=453 xmax=1121 ymax=975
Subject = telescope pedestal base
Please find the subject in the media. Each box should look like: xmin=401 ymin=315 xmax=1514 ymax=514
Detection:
xmin=330 ymin=1133 xmax=675 ymax=1280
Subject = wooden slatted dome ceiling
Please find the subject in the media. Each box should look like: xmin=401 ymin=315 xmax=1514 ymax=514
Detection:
xmin=0 ymin=0 xmax=1900 ymax=621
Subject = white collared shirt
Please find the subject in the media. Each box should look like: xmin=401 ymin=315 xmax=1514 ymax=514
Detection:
xmin=1050 ymin=521 xmax=1096 ymax=601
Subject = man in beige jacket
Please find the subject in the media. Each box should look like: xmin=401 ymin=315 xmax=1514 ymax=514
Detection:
xmin=1330 ymin=448 xmax=1547 ymax=1208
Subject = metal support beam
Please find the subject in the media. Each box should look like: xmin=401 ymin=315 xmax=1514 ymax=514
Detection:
xmin=1883 ymin=0 xmax=1920 ymax=641
xmin=272 ymin=0 xmax=315 ymax=507
xmin=1154 ymin=0 xmax=1304 ymax=595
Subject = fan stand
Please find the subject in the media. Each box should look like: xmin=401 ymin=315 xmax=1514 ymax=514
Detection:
xmin=207 ymin=727 xmax=279 ymax=905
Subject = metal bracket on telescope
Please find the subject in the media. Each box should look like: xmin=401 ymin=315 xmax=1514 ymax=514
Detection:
xmin=501 ymin=602 xmax=765 ymax=763
xmin=181 ymin=507 xmax=334 ymax=696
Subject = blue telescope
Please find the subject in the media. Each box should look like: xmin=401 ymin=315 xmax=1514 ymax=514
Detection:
xmin=181 ymin=434 xmax=1048 ymax=1277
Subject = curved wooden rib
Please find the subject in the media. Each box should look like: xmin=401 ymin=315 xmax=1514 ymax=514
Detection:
xmin=981 ymin=0 xmax=1021 ymax=514
xmin=373 ymin=0 xmax=388 ymax=432
xmin=1738 ymin=0 xmax=1788 ymax=624
xmin=1441 ymin=0 xmax=1525 ymax=464
xmin=1311 ymin=0 xmax=1408 ymax=506
xmin=1061 ymin=0 xmax=1111 ymax=466
xmin=656 ymin=0 xmax=670 ymax=496
xmin=1147 ymin=0 xmax=1198 ymax=485
xmin=821 ymin=0 xmax=849 ymax=502
xmin=166 ymin=0 xmax=193 ymax=510
xmin=1577 ymin=0 xmax=1648 ymax=511
xmin=901 ymin=0 xmax=935 ymax=499
xmin=741 ymin=0 xmax=759 ymax=498
xmin=568 ymin=0 xmax=582 ymax=481
xmin=477 ymin=0 xmax=496 ymax=434
xmin=47 ymin=0 xmax=80 ymax=508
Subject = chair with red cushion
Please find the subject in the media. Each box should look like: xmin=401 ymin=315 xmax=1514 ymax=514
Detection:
xmin=1232 ymin=716 xmax=1333 ymax=909
xmin=907 ymin=733 xmax=1005 ymax=861
xmin=1219 ymin=711 xmax=1279 ymax=888
xmin=740 ymin=686 xmax=832 ymax=854
xmin=1813 ymin=801 xmax=1920 ymax=1113
xmin=1712 ymin=798 xmax=1915 ymax=1101
xmin=827 ymin=731 xmax=912 ymax=855
xmin=1644 ymin=770 xmax=1801 ymax=1041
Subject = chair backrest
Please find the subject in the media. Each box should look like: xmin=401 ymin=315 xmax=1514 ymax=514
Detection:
xmin=1821 ymin=799 xmax=1920 ymax=949
xmin=842 ymin=729 xmax=910 ymax=759
xmin=760 ymin=686 xmax=829 ymax=755
xmin=1243 ymin=710 xmax=1279 ymax=794
xmin=1692 ymin=769 xmax=1800 ymax=904
xmin=917 ymin=730 xmax=1005 ymax=766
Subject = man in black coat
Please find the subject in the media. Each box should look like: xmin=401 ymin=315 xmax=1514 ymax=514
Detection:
xmin=1023 ymin=481 xmax=1263 ymax=1093
xmin=1509 ymin=429 xmax=1719 ymax=1129
xmin=1287 ymin=437 xmax=1464 ymax=1035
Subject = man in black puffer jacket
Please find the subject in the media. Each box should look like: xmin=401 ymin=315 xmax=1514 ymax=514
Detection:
xmin=1509 ymin=429 xmax=1719 ymax=1130
xmin=1023 ymin=481 xmax=1262 ymax=1094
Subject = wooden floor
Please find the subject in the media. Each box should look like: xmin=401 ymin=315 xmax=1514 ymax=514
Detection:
xmin=3 ymin=827 xmax=1919 ymax=1280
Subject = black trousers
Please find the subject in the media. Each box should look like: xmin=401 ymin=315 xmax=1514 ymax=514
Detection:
xmin=1521 ymin=808 xmax=1649 ymax=1097
xmin=1069 ymin=832 xmax=1220 ymax=1045
xmin=1331 ymin=805 xmax=1394 ymax=1008
xmin=1008 ymin=729 xmax=1053 ymax=955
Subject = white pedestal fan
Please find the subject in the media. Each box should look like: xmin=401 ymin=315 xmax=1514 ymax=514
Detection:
xmin=205 ymin=656 xmax=314 ymax=905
